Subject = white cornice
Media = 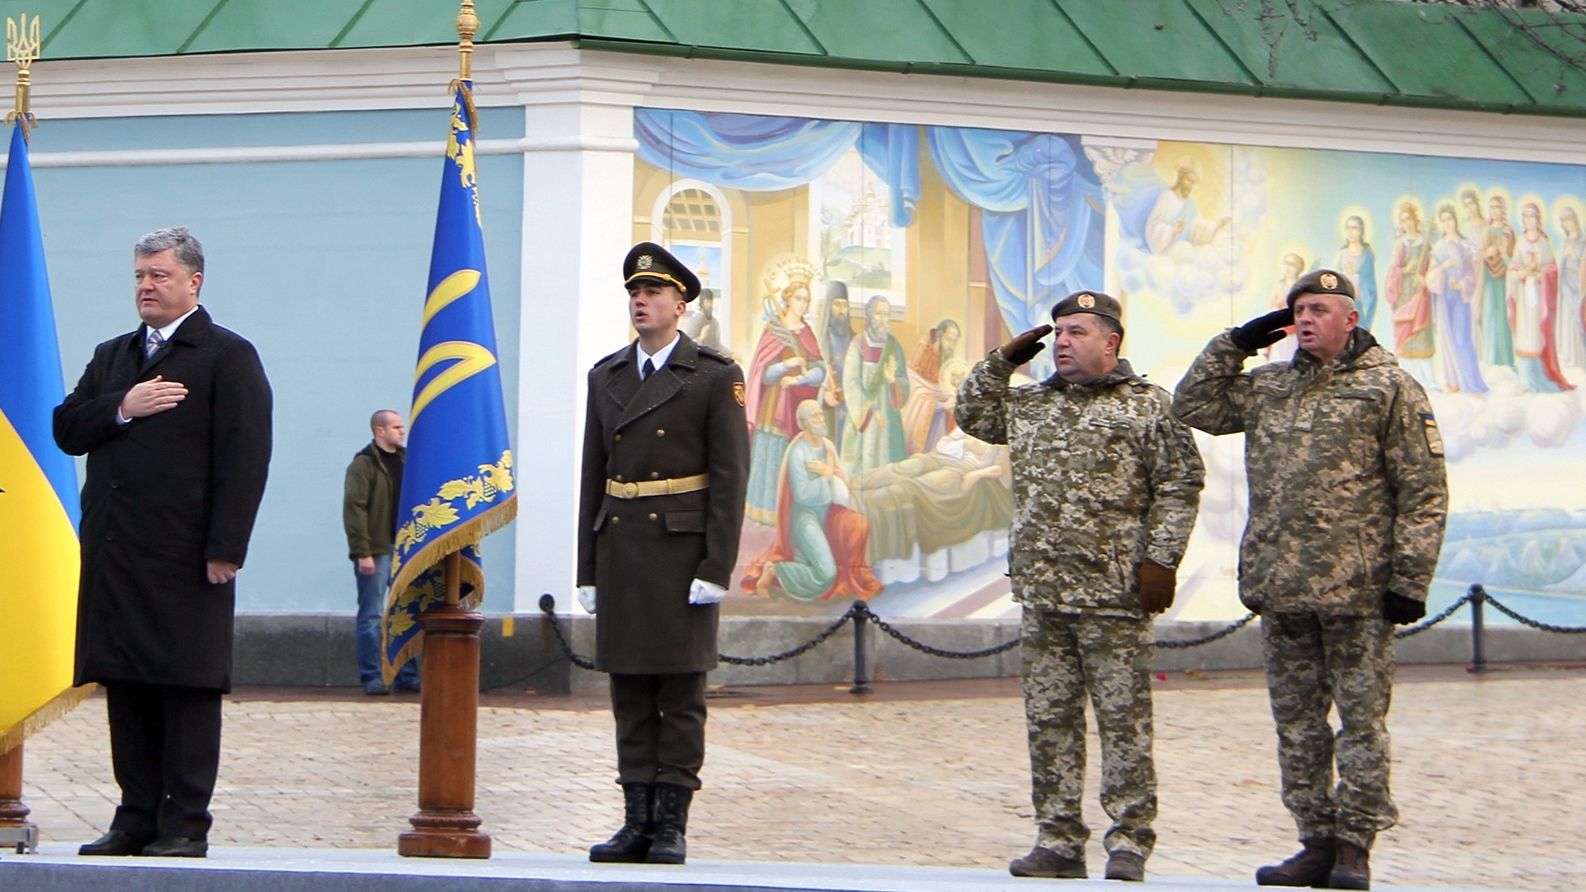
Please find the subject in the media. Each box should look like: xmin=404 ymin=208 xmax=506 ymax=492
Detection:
xmin=22 ymin=43 xmax=1586 ymax=166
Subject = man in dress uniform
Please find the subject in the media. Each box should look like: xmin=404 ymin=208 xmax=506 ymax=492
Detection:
xmin=576 ymin=242 xmax=750 ymax=865
xmin=1173 ymin=269 xmax=1447 ymax=890
xmin=54 ymin=227 xmax=272 ymax=858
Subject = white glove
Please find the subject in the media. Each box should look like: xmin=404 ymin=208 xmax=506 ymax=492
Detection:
xmin=688 ymin=578 xmax=726 ymax=606
xmin=576 ymin=585 xmax=597 ymax=614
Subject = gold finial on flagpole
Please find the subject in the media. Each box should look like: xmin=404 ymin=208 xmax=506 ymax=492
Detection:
xmin=457 ymin=0 xmax=477 ymax=82
xmin=5 ymin=13 xmax=40 ymax=139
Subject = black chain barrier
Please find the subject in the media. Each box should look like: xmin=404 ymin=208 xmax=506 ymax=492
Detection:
xmin=537 ymin=581 xmax=1585 ymax=682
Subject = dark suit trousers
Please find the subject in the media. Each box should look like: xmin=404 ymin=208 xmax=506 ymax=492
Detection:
xmin=609 ymin=672 xmax=707 ymax=790
xmin=105 ymin=682 xmax=223 ymax=840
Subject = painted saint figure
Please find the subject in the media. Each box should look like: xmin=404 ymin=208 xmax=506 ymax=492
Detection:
xmin=1426 ymin=204 xmax=1486 ymax=393
xmin=743 ymin=272 xmax=827 ymax=525
xmin=1142 ymin=160 xmax=1231 ymax=253
xmin=842 ymin=296 xmax=911 ymax=476
xmin=818 ymin=281 xmax=857 ymax=450
xmin=1383 ymin=202 xmax=1438 ymax=390
xmin=740 ymin=400 xmax=882 ymax=602
xmin=1477 ymin=195 xmax=1516 ymax=368
xmin=1507 ymin=203 xmax=1572 ymax=392
xmin=1334 ymin=216 xmax=1379 ymax=333
xmin=1557 ymin=207 xmax=1586 ymax=372
xmin=902 ymin=319 xmax=964 ymax=455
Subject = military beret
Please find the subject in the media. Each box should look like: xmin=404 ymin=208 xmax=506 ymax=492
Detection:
xmin=623 ymin=242 xmax=701 ymax=301
xmin=1051 ymin=290 xmax=1124 ymax=330
xmin=1285 ymin=268 xmax=1356 ymax=308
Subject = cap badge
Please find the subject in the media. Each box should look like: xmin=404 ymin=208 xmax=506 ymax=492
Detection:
xmin=637 ymin=254 xmax=654 ymax=270
xmin=1320 ymin=272 xmax=1339 ymax=290
xmin=1077 ymin=293 xmax=1096 ymax=309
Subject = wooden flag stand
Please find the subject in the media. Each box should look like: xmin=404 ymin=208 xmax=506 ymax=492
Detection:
xmin=397 ymin=551 xmax=490 ymax=858
xmin=0 ymin=745 xmax=39 ymax=854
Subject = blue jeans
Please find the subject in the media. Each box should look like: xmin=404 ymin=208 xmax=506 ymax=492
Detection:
xmin=355 ymin=554 xmax=418 ymax=687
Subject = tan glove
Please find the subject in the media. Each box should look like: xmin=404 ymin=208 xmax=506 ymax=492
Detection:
xmin=998 ymin=325 xmax=1053 ymax=366
xmin=1137 ymin=559 xmax=1176 ymax=614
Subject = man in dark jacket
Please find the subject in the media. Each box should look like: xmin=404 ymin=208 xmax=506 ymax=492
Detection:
xmin=54 ymin=227 xmax=272 ymax=859
xmin=342 ymin=409 xmax=418 ymax=694
xmin=577 ymin=242 xmax=750 ymax=866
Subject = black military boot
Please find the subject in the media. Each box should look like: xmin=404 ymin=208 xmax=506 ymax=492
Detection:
xmin=1255 ymin=838 xmax=1337 ymax=886
xmin=645 ymin=783 xmax=693 ymax=864
xmin=588 ymin=782 xmax=653 ymax=863
xmin=1328 ymin=841 xmax=1371 ymax=890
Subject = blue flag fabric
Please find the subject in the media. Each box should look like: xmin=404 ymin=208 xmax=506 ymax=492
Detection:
xmin=383 ymin=83 xmax=516 ymax=681
xmin=0 ymin=121 xmax=87 ymax=752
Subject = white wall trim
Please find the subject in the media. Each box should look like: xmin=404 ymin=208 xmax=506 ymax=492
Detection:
xmin=0 ymin=135 xmax=640 ymax=169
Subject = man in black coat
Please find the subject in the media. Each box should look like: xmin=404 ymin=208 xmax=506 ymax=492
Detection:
xmin=577 ymin=242 xmax=749 ymax=865
xmin=53 ymin=227 xmax=272 ymax=859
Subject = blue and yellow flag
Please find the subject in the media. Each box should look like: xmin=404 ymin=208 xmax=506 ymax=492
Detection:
xmin=383 ymin=82 xmax=516 ymax=680
xmin=0 ymin=121 xmax=86 ymax=754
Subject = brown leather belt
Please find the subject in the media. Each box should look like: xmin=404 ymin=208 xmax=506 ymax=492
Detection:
xmin=605 ymin=473 xmax=709 ymax=499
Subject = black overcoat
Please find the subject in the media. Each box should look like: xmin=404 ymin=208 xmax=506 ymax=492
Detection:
xmin=577 ymin=334 xmax=749 ymax=674
xmin=53 ymin=306 xmax=273 ymax=691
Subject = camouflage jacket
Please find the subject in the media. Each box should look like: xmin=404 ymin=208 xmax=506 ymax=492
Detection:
xmin=1172 ymin=329 xmax=1448 ymax=615
xmin=955 ymin=353 xmax=1204 ymax=616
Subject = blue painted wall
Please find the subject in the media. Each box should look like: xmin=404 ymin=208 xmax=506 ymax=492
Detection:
xmin=30 ymin=108 xmax=524 ymax=613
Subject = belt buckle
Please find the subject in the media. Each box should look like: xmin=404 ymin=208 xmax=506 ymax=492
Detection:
xmin=622 ymin=481 xmax=640 ymax=498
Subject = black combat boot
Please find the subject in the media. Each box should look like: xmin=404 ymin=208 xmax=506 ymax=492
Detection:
xmin=1008 ymin=845 xmax=1087 ymax=878
xmin=588 ymin=782 xmax=653 ymax=862
xmin=1256 ymin=838 xmax=1337 ymax=886
xmin=645 ymin=783 xmax=693 ymax=864
xmin=1328 ymin=840 xmax=1371 ymax=890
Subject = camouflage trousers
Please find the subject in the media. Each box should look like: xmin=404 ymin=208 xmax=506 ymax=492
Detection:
xmin=1021 ymin=608 xmax=1157 ymax=860
xmin=1261 ymin=610 xmax=1397 ymax=849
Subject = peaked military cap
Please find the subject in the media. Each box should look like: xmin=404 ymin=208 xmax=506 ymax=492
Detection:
xmin=624 ymin=241 xmax=701 ymax=301
xmin=1051 ymin=290 xmax=1124 ymax=330
xmin=1285 ymin=268 xmax=1356 ymax=308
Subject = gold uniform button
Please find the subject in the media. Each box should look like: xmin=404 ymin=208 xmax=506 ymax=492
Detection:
xmin=655 ymin=429 xmax=665 ymax=437
xmin=648 ymin=513 xmax=658 ymax=521
xmin=614 ymin=433 xmax=623 ymax=441
xmin=611 ymin=515 xmax=620 ymax=524
xmin=614 ymin=475 xmax=623 ymax=482
xmin=650 ymin=472 xmax=660 ymax=479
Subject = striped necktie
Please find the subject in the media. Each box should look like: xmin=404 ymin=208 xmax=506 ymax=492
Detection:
xmin=146 ymin=330 xmax=165 ymax=359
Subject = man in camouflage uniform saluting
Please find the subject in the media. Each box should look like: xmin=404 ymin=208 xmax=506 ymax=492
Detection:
xmin=1173 ymin=269 xmax=1448 ymax=890
xmin=956 ymin=291 xmax=1203 ymax=883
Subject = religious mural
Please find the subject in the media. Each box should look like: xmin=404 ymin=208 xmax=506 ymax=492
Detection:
xmin=632 ymin=109 xmax=1586 ymax=627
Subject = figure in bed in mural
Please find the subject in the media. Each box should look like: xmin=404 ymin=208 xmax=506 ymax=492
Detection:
xmin=1558 ymin=206 xmax=1586 ymax=372
xmin=842 ymin=296 xmax=910 ymax=477
xmin=743 ymin=261 xmax=827 ymax=526
xmin=1385 ymin=201 xmax=1439 ymax=391
xmin=850 ymin=426 xmax=1013 ymax=572
xmin=902 ymin=320 xmax=964 ymax=455
xmin=1425 ymin=204 xmax=1486 ymax=394
xmin=1508 ymin=202 xmax=1572 ymax=392
xmin=1264 ymin=253 xmax=1304 ymax=365
xmin=1334 ymin=215 xmax=1378 ymax=333
xmin=1478 ymin=194 xmax=1517 ymax=368
xmin=740 ymin=400 xmax=881 ymax=603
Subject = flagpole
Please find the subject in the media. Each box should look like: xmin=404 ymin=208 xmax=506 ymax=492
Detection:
xmin=0 ymin=11 xmax=42 ymax=857
xmin=396 ymin=1 xmax=490 ymax=859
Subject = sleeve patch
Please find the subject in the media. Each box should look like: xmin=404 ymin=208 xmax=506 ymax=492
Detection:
xmin=1421 ymin=412 xmax=1444 ymax=457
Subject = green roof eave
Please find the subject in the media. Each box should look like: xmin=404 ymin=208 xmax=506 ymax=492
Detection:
xmin=11 ymin=0 xmax=1586 ymax=120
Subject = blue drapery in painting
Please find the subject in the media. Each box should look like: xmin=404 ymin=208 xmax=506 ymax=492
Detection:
xmin=926 ymin=128 xmax=1104 ymax=337
xmin=633 ymin=109 xmax=919 ymax=227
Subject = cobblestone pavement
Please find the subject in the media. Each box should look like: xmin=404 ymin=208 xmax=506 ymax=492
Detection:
xmin=15 ymin=664 xmax=1585 ymax=891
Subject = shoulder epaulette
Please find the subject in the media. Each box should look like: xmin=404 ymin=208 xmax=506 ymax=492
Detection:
xmin=697 ymin=344 xmax=734 ymax=364
xmin=592 ymin=345 xmax=630 ymax=370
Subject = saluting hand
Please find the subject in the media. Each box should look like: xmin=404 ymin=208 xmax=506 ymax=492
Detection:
xmin=121 ymin=375 xmax=188 ymax=419
xmin=998 ymin=325 xmax=1053 ymax=366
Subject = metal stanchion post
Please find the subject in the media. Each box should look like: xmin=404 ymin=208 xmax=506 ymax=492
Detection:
xmin=850 ymin=602 xmax=872 ymax=694
xmin=1467 ymin=584 xmax=1489 ymax=674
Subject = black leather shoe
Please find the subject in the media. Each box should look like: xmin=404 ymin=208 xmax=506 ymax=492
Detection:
xmin=141 ymin=836 xmax=209 ymax=857
xmin=78 ymin=830 xmax=154 ymax=856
